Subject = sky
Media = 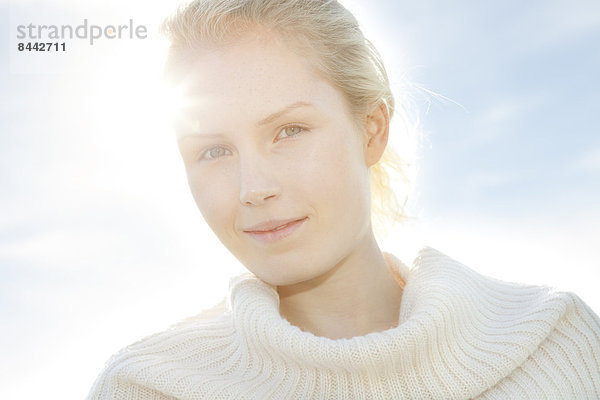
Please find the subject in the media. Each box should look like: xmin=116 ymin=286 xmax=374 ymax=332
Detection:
xmin=1 ymin=0 xmax=599 ymax=398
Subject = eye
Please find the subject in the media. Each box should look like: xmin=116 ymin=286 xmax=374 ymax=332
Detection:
xmin=202 ymin=145 xmax=232 ymax=160
xmin=275 ymin=125 xmax=304 ymax=141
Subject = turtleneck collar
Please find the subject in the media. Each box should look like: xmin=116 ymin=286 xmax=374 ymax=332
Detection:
xmin=227 ymin=247 xmax=565 ymax=397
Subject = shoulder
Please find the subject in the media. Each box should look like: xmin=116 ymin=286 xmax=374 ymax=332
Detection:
xmin=87 ymin=300 xmax=234 ymax=400
xmin=408 ymin=247 xmax=600 ymax=395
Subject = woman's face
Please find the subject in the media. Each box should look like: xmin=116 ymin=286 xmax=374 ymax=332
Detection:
xmin=175 ymin=30 xmax=379 ymax=286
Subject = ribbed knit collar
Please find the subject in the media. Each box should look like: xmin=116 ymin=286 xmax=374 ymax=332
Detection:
xmin=228 ymin=247 xmax=565 ymax=398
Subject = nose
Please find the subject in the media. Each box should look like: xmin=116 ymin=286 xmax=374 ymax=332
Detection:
xmin=239 ymin=157 xmax=281 ymax=206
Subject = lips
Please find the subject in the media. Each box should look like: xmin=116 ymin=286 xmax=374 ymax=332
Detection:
xmin=243 ymin=217 xmax=307 ymax=243
xmin=244 ymin=217 xmax=306 ymax=233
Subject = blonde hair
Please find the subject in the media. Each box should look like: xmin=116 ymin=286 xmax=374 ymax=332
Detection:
xmin=160 ymin=0 xmax=413 ymax=230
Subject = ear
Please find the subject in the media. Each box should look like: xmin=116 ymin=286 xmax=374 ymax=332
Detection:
xmin=364 ymin=102 xmax=389 ymax=167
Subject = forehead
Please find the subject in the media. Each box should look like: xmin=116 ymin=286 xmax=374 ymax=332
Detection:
xmin=198 ymin=36 xmax=309 ymax=88
xmin=173 ymin=29 xmax=344 ymax=115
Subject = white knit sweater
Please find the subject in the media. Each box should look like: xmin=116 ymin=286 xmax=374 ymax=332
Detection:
xmin=88 ymin=248 xmax=600 ymax=399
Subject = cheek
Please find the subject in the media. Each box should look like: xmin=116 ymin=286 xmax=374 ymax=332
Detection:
xmin=294 ymin=128 xmax=369 ymax=214
xmin=186 ymin=167 xmax=238 ymax=232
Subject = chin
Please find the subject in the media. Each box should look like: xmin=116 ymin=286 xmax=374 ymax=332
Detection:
xmin=247 ymin=259 xmax=329 ymax=287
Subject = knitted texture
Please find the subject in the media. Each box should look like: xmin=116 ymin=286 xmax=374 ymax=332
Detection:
xmin=87 ymin=248 xmax=600 ymax=399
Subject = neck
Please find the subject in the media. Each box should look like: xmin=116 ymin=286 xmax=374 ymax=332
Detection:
xmin=277 ymin=231 xmax=404 ymax=339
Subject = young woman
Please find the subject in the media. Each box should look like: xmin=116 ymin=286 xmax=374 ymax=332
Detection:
xmin=88 ymin=0 xmax=600 ymax=398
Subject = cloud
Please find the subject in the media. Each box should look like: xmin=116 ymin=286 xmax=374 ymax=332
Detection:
xmin=465 ymin=170 xmax=515 ymax=190
xmin=544 ymin=1 xmax=600 ymax=38
xmin=460 ymin=94 xmax=545 ymax=148
xmin=573 ymin=146 xmax=600 ymax=173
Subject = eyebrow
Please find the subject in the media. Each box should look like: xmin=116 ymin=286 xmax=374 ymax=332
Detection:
xmin=257 ymin=101 xmax=314 ymax=126
xmin=177 ymin=101 xmax=314 ymax=140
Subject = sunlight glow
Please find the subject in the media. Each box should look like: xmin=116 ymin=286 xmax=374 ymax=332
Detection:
xmin=3 ymin=1 xmax=599 ymax=399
